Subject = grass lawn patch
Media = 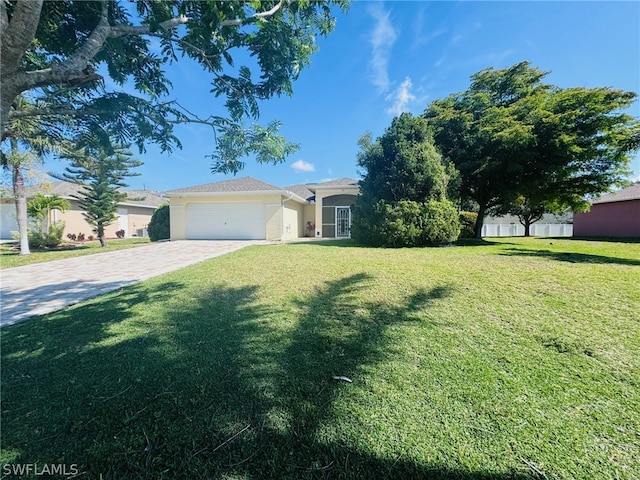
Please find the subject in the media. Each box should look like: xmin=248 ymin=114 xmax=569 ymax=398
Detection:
xmin=1 ymin=237 xmax=639 ymax=479
xmin=0 ymin=238 xmax=151 ymax=269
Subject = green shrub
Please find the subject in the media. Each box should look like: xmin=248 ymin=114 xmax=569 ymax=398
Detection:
xmin=351 ymin=199 xmax=391 ymax=247
xmin=148 ymin=204 xmax=170 ymax=242
xmin=352 ymin=199 xmax=460 ymax=248
xmin=419 ymin=200 xmax=461 ymax=246
xmin=28 ymin=221 xmax=66 ymax=249
xmin=382 ymin=200 xmax=424 ymax=248
xmin=459 ymin=211 xmax=478 ymax=238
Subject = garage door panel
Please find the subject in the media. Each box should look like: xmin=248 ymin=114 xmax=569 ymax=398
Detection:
xmin=1 ymin=204 xmax=19 ymax=239
xmin=186 ymin=203 xmax=265 ymax=240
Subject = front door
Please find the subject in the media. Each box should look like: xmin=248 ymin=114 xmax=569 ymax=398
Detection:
xmin=336 ymin=207 xmax=351 ymax=237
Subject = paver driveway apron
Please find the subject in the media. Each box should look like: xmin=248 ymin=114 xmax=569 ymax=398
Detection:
xmin=0 ymin=240 xmax=261 ymax=327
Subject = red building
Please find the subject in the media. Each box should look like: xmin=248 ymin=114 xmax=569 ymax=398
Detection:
xmin=573 ymin=184 xmax=640 ymax=237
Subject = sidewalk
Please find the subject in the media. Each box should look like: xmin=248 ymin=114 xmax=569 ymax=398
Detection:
xmin=0 ymin=240 xmax=261 ymax=327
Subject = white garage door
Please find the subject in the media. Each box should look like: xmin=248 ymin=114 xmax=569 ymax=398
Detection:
xmin=186 ymin=203 xmax=266 ymax=240
xmin=1 ymin=204 xmax=19 ymax=239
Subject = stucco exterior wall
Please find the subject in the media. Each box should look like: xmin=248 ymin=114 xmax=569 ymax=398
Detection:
xmin=303 ymin=204 xmax=316 ymax=237
xmin=573 ymin=200 xmax=640 ymax=237
xmin=56 ymin=204 xmax=87 ymax=237
xmin=282 ymin=200 xmax=303 ymax=240
xmin=265 ymin=202 xmax=282 ymax=240
xmin=126 ymin=205 xmax=155 ymax=236
xmin=169 ymin=203 xmax=187 ymax=240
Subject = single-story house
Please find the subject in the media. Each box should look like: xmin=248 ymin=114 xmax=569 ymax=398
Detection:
xmin=0 ymin=181 xmax=165 ymax=240
xmin=573 ymin=184 xmax=640 ymax=237
xmin=165 ymin=177 xmax=360 ymax=241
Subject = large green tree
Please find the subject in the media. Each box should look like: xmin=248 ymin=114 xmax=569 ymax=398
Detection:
xmin=356 ymin=113 xmax=452 ymax=205
xmin=56 ymin=143 xmax=143 ymax=247
xmin=351 ymin=113 xmax=459 ymax=247
xmin=424 ymin=61 xmax=640 ymax=239
xmin=1 ymin=0 xmax=348 ymax=173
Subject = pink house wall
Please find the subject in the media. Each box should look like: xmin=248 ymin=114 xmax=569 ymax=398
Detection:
xmin=573 ymin=200 xmax=640 ymax=237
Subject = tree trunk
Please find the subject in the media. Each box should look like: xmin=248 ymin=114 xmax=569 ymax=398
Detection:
xmin=523 ymin=221 xmax=531 ymax=237
xmin=97 ymin=224 xmax=107 ymax=247
xmin=1 ymin=0 xmax=44 ymax=136
xmin=474 ymin=204 xmax=486 ymax=240
xmin=10 ymin=139 xmax=30 ymax=255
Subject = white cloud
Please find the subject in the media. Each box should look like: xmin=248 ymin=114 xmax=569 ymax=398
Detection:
xmin=367 ymin=4 xmax=397 ymax=93
xmin=484 ymin=49 xmax=517 ymax=66
xmin=386 ymin=77 xmax=422 ymax=116
xmin=291 ymin=159 xmax=315 ymax=173
xmin=448 ymin=21 xmax=483 ymax=46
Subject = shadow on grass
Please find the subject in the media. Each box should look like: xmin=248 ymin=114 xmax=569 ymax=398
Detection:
xmin=2 ymin=276 xmax=532 ymax=479
xmin=566 ymin=236 xmax=640 ymax=244
xmin=287 ymin=239 xmax=361 ymax=248
xmin=454 ymin=238 xmax=510 ymax=247
xmin=290 ymin=239 xmax=511 ymax=249
xmin=499 ymin=247 xmax=640 ymax=266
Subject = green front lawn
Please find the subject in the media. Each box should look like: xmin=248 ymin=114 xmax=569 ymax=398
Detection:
xmin=1 ymin=238 xmax=639 ymax=479
xmin=0 ymin=237 xmax=151 ymax=269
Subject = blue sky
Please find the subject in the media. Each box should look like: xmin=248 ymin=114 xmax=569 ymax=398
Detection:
xmin=63 ymin=1 xmax=640 ymax=192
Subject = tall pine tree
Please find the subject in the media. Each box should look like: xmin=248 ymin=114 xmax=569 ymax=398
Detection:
xmin=56 ymin=143 xmax=142 ymax=247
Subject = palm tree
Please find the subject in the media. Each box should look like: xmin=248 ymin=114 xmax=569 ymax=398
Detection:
xmin=27 ymin=193 xmax=70 ymax=234
xmin=1 ymin=95 xmax=66 ymax=254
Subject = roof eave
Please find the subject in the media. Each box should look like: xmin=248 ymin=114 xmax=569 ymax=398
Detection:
xmin=117 ymin=202 xmax=161 ymax=208
xmin=312 ymin=185 xmax=360 ymax=193
xmin=165 ymin=189 xmax=309 ymax=203
xmin=593 ymin=197 xmax=640 ymax=205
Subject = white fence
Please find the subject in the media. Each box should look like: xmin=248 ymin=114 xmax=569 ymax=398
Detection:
xmin=481 ymin=223 xmax=573 ymax=237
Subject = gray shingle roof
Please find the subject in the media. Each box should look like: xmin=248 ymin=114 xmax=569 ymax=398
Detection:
xmin=592 ymin=184 xmax=640 ymax=204
xmin=24 ymin=181 xmax=79 ymax=198
xmin=163 ymin=176 xmax=359 ymax=203
xmin=21 ymin=181 xmax=165 ymax=208
xmin=121 ymin=190 xmax=166 ymax=207
xmin=285 ymin=184 xmax=315 ymax=201
xmin=165 ymin=176 xmax=281 ymax=194
xmin=313 ymin=178 xmax=360 ymax=188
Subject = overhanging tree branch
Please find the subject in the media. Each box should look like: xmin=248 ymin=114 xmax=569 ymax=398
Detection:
xmin=109 ymin=15 xmax=189 ymax=37
xmin=2 ymin=0 xmax=346 ymax=173
xmin=8 ymin=108 xmax=111 ymax=120
xmin=0 ymin=0 xmax=44 ymax=75
xmin=220 ymin=0 xmax=287 ymax=26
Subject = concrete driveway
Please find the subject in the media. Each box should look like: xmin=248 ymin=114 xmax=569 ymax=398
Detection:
xmin=0 ymin=240 xmax=261 ymax=327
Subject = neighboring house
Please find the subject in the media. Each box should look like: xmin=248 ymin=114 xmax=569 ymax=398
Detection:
xmin=573 ymin=184 xmax=640 ymax=237
xmin=165 ymin=177 xmax=360 ymax=241
xmin=0 ymin=181 xmax=165 ymax=240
